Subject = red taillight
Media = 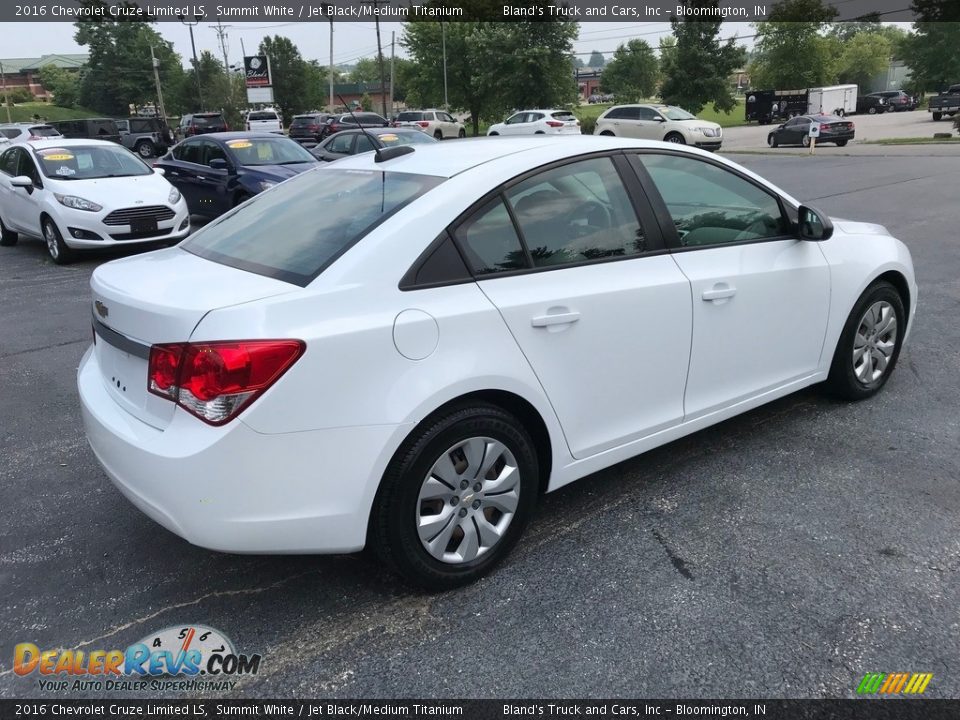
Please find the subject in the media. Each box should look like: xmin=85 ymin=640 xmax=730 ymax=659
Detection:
xmin=148 ymin=340 xmax=305 ymax=425
xmin=417 ymin=121 xmax=430 ymax=128
xmin=546 ymin=121 xmax=564 ymax=127
xmin=308 ymin=124 xmax=319 ymax=130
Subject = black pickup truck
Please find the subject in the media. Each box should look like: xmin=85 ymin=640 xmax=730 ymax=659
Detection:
xmin=929 ymin=84 xmax=960 ymax=121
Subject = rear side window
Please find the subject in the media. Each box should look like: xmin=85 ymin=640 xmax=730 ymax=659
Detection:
xmin=605 ymin=107 xmax=640 ymax=120
xmin=182 ymin=169 xmax=443 ymax=285
xmin=30 ymin=126 xmax=60 ymax=137
xmin=453 ymin=197 xmax=527 ymax=275
xmin=90 ymin=120 xmax=118 ymax=137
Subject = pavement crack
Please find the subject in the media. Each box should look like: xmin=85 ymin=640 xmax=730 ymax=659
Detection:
xmin=651 ymin=528 xmax=694 ymax=581
xmin=0 ymin=338 xmax=88 ymax=359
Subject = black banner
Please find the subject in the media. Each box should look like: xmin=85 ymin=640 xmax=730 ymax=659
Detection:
xmin=243 ymin=55 xmax=270 ymax=88
xmin=2 ymin=700 xmax=960 ymax=720
xmin=0 ymin=0 xmax=941 ymax=23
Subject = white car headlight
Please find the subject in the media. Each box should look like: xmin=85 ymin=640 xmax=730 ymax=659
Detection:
xmin=258 ymin=180 xmax=277 ymax=192
xmin=168 ymin=186 xmax=181 ymax=204
xmin=54 ymin=194 xmax=102 ymax=212
xmin=698 ymin=127 xmax=720 ymax=137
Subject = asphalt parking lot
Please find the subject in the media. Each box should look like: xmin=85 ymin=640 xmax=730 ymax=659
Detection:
xmin=1 ymin=151 xmax=958 ymax=700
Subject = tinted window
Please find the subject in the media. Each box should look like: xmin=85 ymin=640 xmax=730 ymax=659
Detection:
xmin=0 ymin=147 xmax=19 ymax=174
xmin=248 ymin=111 xmax=279 ymax=121
xmin=0 ymin=129 xmax=18 ymax=139
xmin=200 ymin=140 xmax=227 ymax=166
xmin=641 ymin=153 xmax=789 ymax=247
xmin=505 ymin=113 xmax=528 ymax=125
xmin=182 ymin=169 xmax=443 ymax=285
xmin=327 ymin=133 xmax=354 ymax=153
xmin=17 ymin=150 xmax=41 ymax=183
xmin=192 ymin=115 xmax=224 ymax=127
xmin=88 ymin=119 xmax=119 ymax=137
xmin=606 ymin=107 xmax=640 ymax=120
xmin=637 ymin=107 xmax=661 ymax=121
xmin=291 ymin=115 xmax=321 ymax=127
xmin=175 ymin=140 xmax=203 ymax=164
xmin=454 ymin=197 xmax=527 ymax=275
xmin=355 ymin=134 xmax=376 ymax=153
xmin=129 ymin=119 xmax=159 ymax=133
xmin=551 ymin=111 xmax=576 ymax=121
xmin=30 ymin=125 xmax=60 ymax=137
xmin=396 ymin=112 xmax=424 ymax=122
xmin=506 ymin=157 xmax=646 ymax=266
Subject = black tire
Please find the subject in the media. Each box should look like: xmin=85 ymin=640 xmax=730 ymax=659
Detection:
xmin=369 ymin=402 xmax=539 ymax=591
xmin=664 ymin=132 xmax=686 ymax=144
xmin=825 ymin=281 xmax=906 ymax=401
xmin=767 ymin=133 xmax=779 ymax=148
xmin=534 ymin=131 xmax=545 ymax=135
xmin=599 ymin=130 xmax=615 ymax=136
xmin=802 ymin=134 xmax=811 ymax=147
xmin=868 ymin=107 xmax=877 ymax=115
xmin=433 ymin=130 xmax=443 ymax=140
xmin=489 ymin=131 xmax=499 ymax=136
xmin=457 ymin=129 xmax=466 ymax=138
xmin=835 ymin=139 xmax=848 ymax=147
xmin=0 ymin=212 xmax=17 ymax=246
xmin=42 ymin=217 xmax=74 ymax=265
xmin=932 ymin=112 xmax=942 ymax=121
xmin=135 ymin=140 xmax=155 ymax=158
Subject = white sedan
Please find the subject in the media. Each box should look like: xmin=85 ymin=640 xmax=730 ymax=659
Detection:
xmin=488 ymin=109 xmax=581 ymax=135
xmin=78 ymin=136 xmax=916 ymax=589
xmin=0 ymin=138 xmax=189 ymax=264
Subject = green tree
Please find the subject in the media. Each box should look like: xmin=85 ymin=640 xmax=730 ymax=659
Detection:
xmin=73 ymin=1 xmax=185 ymax=116
xmin=350 ymin=58 xmax=381 ymax=84
xmin=899 ymin=1 xmax=960 ymax=93
xmin=486 ymin=20 xmax=579 ymax=110
xmin=39 ymin=66 xmax=81 ymax=108
xmin=599 ymin=39 xmax=658 ymax=102
xmin=748 ymin=0 xmax=839 ymax=89
xmin=835 ymin=32 xmax=892 ymax=88
xmin=258 ymin=35 xmax=308 ymax=120
xmin=587 ymin=50 xmax=606 ymax=68
xmin=659 ymin=1 xmax=746 ymax=114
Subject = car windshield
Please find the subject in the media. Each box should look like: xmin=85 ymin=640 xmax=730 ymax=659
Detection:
xmin=248 ymin=112 xmax=278 ymax=121
xmin=396 ymin=112 xmax=425 ymax=122
xmin=663 ymin=107 xmax=696 ymax=121
xmin=182 ymin=169 xmax=444 ymax=286
xmin=224 ymin=137 xmax=317 ymax=165
xmin=377 ymin=132 xmax=436 ymax=146
xmin=34 ymin=144 xmax=151 ymax=179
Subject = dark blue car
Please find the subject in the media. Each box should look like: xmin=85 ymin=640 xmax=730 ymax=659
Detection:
xmin=154 ymin=132 xmax=319 ymax=219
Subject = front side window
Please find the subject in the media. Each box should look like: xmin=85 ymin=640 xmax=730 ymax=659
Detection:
xmin=640 ymin=153 xmax=789 ymax=248
xmin=505 ymin=113 xmax=527 ymax=125
xmin=327 ymin=133 xmax=354 ymax=154
xmin=0 ymin=147 xmax=19 ymax=175
xmin=663 ymin=107 xmax=696 ymax=121
xmin=182 ymin=169 xmax=443 ymax=285
xmin=174 ymin=140 xmax=202 ymax=164
xmin=505 ymin=157 xmax=647 ymax=267
xmin=201 ymin=141 xmax=227 ymax=167
xmin=637 ymin=107 xmax=661 ymax=121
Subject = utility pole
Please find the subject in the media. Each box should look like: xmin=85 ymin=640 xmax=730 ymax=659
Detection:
xmin=389 ymin=31 xmax=395 ymax=118
xmin=362 ymin=0 xmax=390 ymax=118
xmin=0 ymin=62 xmax=11 ymax=124
xmin=179 ymin=14 xmax=204 ymax=111
xmin=324 ymin=5 xmax=334 ymax=111
xmin=441 ymin=21 xmax=448 ymax=109
xmin=214 ymin=20 xmax=233 ymax=111
xmin=150 ymin=46 xmax=167 ymax=122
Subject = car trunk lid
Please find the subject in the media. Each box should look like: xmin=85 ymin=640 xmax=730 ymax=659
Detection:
xmin=90 ymin=248 xmax=298 ymax=429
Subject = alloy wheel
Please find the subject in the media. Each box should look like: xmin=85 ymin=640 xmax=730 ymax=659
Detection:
xmin=44 ymin=222 xmax=59 ymax=260
xmin=853 ymin=301 xmax=897 ymax=385
xmin=416 ymin=436 xmax=520 ymax=564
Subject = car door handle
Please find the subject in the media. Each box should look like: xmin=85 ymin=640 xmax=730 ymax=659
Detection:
xmin=702 ymin=284 xmax=737 ymax=301
xmin=531 ymin=311 xmax=580 ymax=327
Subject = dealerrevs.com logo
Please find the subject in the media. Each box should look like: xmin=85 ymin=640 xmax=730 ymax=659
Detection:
xmin=14 ymin=625 xmax=261 ymax=692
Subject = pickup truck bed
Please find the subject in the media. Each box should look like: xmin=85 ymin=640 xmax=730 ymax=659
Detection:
xmin=929 ymin=85 xmax=960 ymax=120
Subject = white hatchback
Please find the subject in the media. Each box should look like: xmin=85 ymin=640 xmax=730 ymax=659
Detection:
xmin=79 ymin=136 xmax=916 ymax=589
xmin=393 ymin=109 xmax=466 ymax=140
xmin=0 ymin=139 xmax=190 ymax=263
xmin=488 ymin=109 xmax=581 ymax=136
xmin=594 ymin=104 xmax=723 ymax=150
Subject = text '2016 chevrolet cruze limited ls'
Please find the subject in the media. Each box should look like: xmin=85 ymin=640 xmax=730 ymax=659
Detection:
xmin=79 ymin=136 xmax=917 ymax=590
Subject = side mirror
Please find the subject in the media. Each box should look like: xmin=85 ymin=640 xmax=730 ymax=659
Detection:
xmin=798 ymin=205 xmax=834 ymax=241
xmin=153 ymin=167 xmax=166 ymax=176
xmin=10 ymin=175 xmax=33 ymax=190
xmin=778 ymin=123 xmax=786 ymax=129
xmin=208 ymin=158 xmax=230 ymax=172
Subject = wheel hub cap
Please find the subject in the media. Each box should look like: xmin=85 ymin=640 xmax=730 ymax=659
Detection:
xmin=416 ymin=436 xmax=520 ymax=565
xmin=853 ymin=300 xmax=897 ymax=384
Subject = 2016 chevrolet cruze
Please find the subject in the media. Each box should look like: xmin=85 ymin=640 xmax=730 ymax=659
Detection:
xmin=79 ymin=136 xmax=916 ymax=589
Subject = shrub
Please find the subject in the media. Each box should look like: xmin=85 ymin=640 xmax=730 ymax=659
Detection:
xmin=7 ymin=87 xmax=34 ymax=104
xmin=579 ymin=116 xmax=596 ymax=135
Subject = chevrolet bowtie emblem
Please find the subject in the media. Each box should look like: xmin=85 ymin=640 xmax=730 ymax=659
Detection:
xmin=94 ymin=300 xmax=109 ymax=319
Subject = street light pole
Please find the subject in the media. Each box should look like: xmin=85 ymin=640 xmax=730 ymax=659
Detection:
xmin=150 ymin=46 xmax=167 ymax=122
xmin=180 ymin=14 xmax=204 ymax=111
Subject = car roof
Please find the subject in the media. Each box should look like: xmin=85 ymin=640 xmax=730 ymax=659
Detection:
xmin=25 ymin=138 xmax=122 ymax=149
xmin=184 ymin=131 xmax=285 ymax=141
xmin=0 ymin=122 xmax=54 ymax=128
xmin=335 ymin=127 xmax=426 ymax=136
xmin=329 ymin=135 xmax=715 ymax=179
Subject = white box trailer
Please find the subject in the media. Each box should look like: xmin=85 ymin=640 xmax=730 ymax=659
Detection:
xmin=806 ymin=84 xmax=858 ymax=116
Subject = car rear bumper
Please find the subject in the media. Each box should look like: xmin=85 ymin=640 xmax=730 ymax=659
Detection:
xmin=78 ymin=346 xmax=408 ymax=554
xmin=819 ymin=132 xmax=855 ymax=143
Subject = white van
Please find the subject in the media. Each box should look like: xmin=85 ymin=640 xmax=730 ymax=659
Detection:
xmin=245 ymin=110 xmax=283 ymax=134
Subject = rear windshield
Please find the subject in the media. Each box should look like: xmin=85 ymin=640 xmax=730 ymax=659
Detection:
xmin=193 ymin=115 xmax=224 ymax=127
xmin=248 ymin=111 xmax=279 ymax=121
xmin=551 ymin=111 xmax=576 ymax=121
xmin=181 ymin=169 xmax=444 ymax=286
xmin=291 ymin=115 xmax=321 ymax=126
xmin=30 ymin=125 xmax=62 ymax=137
xmin=396 ymin=112 xmax=424 ymax=121
xmin=342 ymin=113 xmax=386 ymax=125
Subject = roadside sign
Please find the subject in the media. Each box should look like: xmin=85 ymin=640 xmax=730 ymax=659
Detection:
xmin=244 ymin=56 xmax=270 ymax=87
xmin=247 ymin=86 xmax=274 ymax=104
xmin=808 ymin=123 xmax=820 ymax=137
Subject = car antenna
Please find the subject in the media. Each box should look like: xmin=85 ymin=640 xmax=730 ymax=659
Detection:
xmin=337 ymin=94 xmax=414 ymax=163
